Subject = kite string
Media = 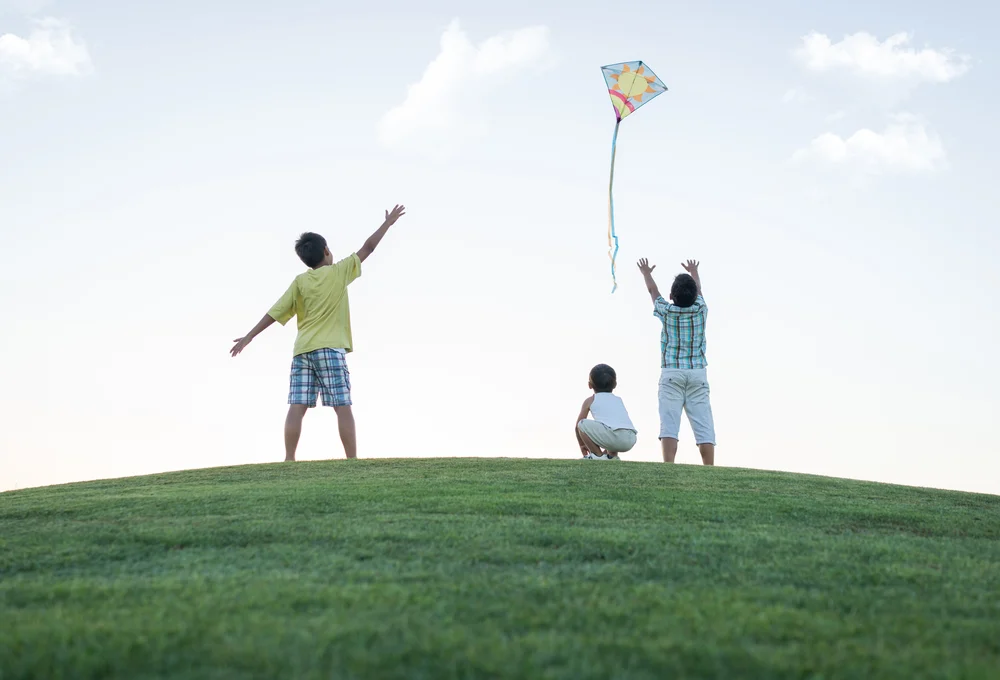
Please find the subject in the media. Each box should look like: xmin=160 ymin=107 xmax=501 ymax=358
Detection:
xmin=608 ymin=119 xmax=621 ymax=294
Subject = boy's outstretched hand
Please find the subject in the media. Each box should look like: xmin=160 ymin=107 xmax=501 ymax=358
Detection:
xmin=637 ymin=258 xmax=656 ymax=276
xmin=384 ymin=204 xmax=406 ymax=226
xmin=229 ymin=313 xmax=275 ymax=358
xmin=230 ymin=336 xmax=252 ymax=357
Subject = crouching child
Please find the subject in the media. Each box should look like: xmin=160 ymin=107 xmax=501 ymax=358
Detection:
xmin=575 ymin=364 xmax=637 ymax=461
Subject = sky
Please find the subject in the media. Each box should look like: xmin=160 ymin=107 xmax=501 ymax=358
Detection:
xmin=2 ymin=0 xmax=998 ymax=495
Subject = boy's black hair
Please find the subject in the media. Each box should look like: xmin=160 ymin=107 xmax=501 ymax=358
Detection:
xmin=590 ymin=364 xmax=617 ymax=393
xmin=670 ymin=273 xmax=699 ymax=308
xmin=295 ymin=232 xmax=328 ymax=268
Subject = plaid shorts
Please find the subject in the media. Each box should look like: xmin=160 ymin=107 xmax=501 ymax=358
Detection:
xmin=288 ymin=348 xmax=352 ymax=408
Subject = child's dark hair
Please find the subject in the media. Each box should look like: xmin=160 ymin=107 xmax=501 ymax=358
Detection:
xmin=590 ymin=364 xmax=617 ymax=393
xmin=295 ymin=232 xmax=327 ymax=268
xmin=670 ymin=274 xmax=699 ymax=308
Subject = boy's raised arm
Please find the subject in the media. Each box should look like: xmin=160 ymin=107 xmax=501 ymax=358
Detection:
xmin=682 ymin=259 xmax=703 ymax=296
xmin=357 ymin=204 xmax=406 ymax=263
xmin=637 ymin=258 xmax=661 ymax=304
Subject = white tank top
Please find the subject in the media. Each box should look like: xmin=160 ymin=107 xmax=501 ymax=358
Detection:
xmin=589 ymin=393 xmax=636 ymax=432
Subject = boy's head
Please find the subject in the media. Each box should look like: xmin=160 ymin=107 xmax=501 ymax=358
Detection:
xmin=670 ymin=273 xmax=699 ymax=308
xmin=295 ymin=232 xmax=333 ymax=269
xmin=589 ymin=364 xmax=617 ymax=393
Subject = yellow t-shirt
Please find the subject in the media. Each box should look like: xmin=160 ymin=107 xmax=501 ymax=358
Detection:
xmin=268 ymin=254 xmax=362 ymax=356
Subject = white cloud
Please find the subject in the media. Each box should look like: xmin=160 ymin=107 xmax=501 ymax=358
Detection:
xmin=0 ymin=17 xmax=91 ymax=76
xmin=795 ymin=31 xmax=969 ymax=83
xmin=792 ymin=114 xmax=946 ymax=175
xmin=781 ymin=88 xmax=814 ymax=104
xmin=378 ymin=19 xmax=551 ymax=156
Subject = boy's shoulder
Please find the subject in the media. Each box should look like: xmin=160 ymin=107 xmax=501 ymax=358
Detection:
xmin=295 ymin=261 xmax=343 ymax=285
xmin=655 ymin=295 xmax=707 ymax=315
xmin=304 ymin=254 xmax=362 ymax=285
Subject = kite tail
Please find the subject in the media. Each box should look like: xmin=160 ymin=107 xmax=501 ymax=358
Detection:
xmin=608 ymin=120 xmax=621 ymax=293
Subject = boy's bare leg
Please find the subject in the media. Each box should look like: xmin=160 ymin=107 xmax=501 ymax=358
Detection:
xmin=334 ymin=406 xmax=357 ymax=459
xmin=699 ymin=443 xmax=715 ymax=466
xmin=284 ymin=405 xmax=309 ymax=461
xmin=577 ymin=426 xmax=604 ymax=456
xmin=660 ymin=437 xmax=678 ymax=463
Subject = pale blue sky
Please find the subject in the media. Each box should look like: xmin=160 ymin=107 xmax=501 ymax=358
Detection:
xmin=2 ymin=0 xmax=998 ymax=494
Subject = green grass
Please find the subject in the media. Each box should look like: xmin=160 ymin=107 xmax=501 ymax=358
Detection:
xmin=2 ymin=459 xmax=999 ymax=679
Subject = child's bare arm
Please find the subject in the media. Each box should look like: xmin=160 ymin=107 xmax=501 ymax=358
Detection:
xmin=357 ymin=204 xmax=406 ymax=263
xmin=682 ymin=260 xmax=703 ymax=296
xmin=637 ymin=258 xmax=661 ymax=303
xmin=230 ymin=313 xmax=276 ymax=357
xmin=574 ymin=397 xmax=594 ymax=454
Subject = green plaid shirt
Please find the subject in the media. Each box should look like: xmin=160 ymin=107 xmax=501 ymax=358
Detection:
xmin=654 ymin=295 xmax=708 ymax=369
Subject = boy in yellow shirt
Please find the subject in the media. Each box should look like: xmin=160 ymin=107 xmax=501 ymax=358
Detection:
xmin=230 ymin=204 xmax=406 ymax=461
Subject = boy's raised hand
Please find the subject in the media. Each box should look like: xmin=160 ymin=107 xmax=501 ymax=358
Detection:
xmin=637 ymin=258 xmax=662 ymax=302
xmin=682 ymin=259 xmax=703 ymax=295
xmin=358 ymin=204 xmax=406 ymax=263
xmin=384 ymin=204 xmax=406 ymax=226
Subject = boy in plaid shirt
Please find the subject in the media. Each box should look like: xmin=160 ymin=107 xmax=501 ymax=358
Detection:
xmin=637 ymin=258 xmax=716 ymax=465
xmin=230 ymin=204 xmax=406 ymax=461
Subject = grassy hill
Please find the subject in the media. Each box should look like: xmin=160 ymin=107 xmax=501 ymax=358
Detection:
xmin=2 ymin=458 xmax=999 ymax=679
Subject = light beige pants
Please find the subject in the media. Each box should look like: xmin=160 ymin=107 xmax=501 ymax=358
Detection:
xmin=578 ymin=420 xmax=637 ymax=453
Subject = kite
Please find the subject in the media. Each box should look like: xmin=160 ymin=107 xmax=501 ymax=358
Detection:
xmin=601 ymin=61 xmax=668 ymax=292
